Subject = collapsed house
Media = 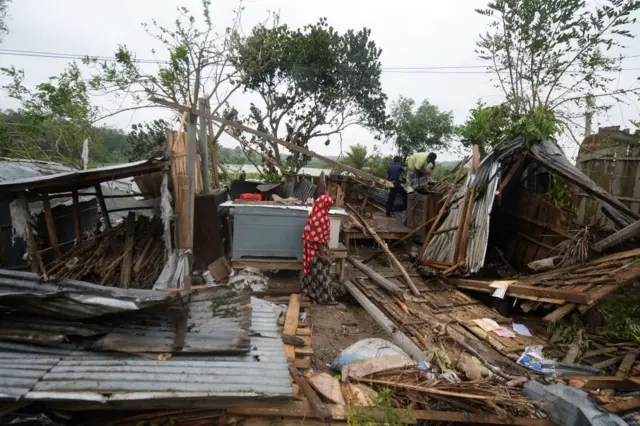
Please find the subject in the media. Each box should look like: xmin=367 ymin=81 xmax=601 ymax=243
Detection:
xmin=1 ymin=97 xmax=640 ymax=425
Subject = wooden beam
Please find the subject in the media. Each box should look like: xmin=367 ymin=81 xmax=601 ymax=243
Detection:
xmin=41 ymin=193 xmax=61 ymax=258
xmin=120 ymin=212 xmax=136 ymax=288
xmin=198 ymin=98 xmax=211 ymax=194
xmin=226 ymin=401 xmax=555 ymax=425
xmin=207 ymin=108 xmax=224 ymax=189
xmin=150 ymin=97 xmax=393 ymax=188
xmin=603 ymin=397 xmax=640 ymax=414
xmin=281 ymin=334 xmax=307 ymax=347
xmin=593 ymin=355 xmax=623 ymax=370
xmin=287 ymin=366 xmax=331 ymax=421
xmin=186 ymin=113 xmax=197 ymax=249
xmin=448 ymin=278 xmax=592 ymax=304
xmin=346 ymin=205 xmax=420 ymax=297
xmin=344 ymin=280 xmax=428 ymax=362
xmin=283 ymin=294 xmax=301 ymax=361
xmin=18 ymin=194 xmax=40 ymax=274
xmin=361 ymin=216 xmax=437 ymax=264
xmin=594 ymin=219 xmax=640 ymax=252
xmin=568 ymin=376 xmax=640 ymax=392
xmin=497 ymin=154 xmax=527 ymax=197
xmin=617 ymin=349 xmax=639 ymax=377
xmin=94 ymin=184 xmax=111 ymax=230
xmin=71 ymin=190 xmax=81 ymax=246
xmin=347 ymin=256 xmax=406 ymax=299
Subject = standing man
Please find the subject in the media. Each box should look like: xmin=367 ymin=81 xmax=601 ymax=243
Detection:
xmin=407 ymin=152 xmax=437 ymax=191
xmin=385 ymin=156 xmax=407 ymax=217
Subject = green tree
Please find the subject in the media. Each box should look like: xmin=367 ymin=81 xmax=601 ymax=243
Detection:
xmin=0 ymin=0 xmax=11 ymax=43
xmin=0 ymin=63 xmax=98 ymax=167
xmin=232 ymin=18 xmax=392 ymax=174
xmin=457 ymin=102 xmax=512 ymax=155
xmin=389 ymin=96 xmax=455 ymax=160
xmin=86 ymin=1 xmax=246 ymax=119
xmin=476 ymin=0 xmax=640 ymax=141
xmin=127 ymin=119 xmax=172 ymax=161
xmin=342 ymin=144 xmax=369 ymax=170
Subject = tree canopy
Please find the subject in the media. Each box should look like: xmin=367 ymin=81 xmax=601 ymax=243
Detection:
xmin=476 ymin=0 xmax=640 ymax=143
xmin=0 ymin=0 xmax=11 ymax=43
xmin=389 ymin=96 xmax=455 ymax=160
xmin=342 ymin=144 xmax=369 ymax=171
xmin=232 ymin=18 xmax=392 ymax=174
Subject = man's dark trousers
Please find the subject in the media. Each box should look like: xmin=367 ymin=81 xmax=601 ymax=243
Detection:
xmin=386 ymin=184 xmax=407 ymax=215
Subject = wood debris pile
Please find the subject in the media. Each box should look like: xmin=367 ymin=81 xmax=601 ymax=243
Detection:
xmin=46 ymin=216 xmax=166 ymax=288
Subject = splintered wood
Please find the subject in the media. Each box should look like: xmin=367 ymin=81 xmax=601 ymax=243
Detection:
xmin=45 ymin=216 xmax=167 ymax=289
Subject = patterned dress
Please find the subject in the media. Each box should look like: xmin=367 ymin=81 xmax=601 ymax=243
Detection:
xmin=301 ymin=194 xmax=334 ymax=304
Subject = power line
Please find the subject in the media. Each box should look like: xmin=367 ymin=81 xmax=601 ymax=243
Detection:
xmin=1 ymin=48 xmax=640 ymax=74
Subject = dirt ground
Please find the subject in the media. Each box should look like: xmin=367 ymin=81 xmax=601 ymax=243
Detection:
xmin=309 ymin=299 xmax=387 ymax=370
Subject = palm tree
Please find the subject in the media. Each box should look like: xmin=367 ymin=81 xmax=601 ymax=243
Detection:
xmin=343 ymin=144 xmax=369 ymax=170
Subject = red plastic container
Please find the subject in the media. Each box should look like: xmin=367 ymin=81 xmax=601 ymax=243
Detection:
xmin=238 ymin=193 xmax=262 ymax=201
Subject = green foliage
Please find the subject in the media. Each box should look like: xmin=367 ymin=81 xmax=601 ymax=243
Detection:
xmin=390 ymin=95 xmax=455 ymax=159
xmin=0 ymin=63 xmax=100 ymax=167
xmin=233 ymin=17 xmax=392 ymax=174
xmin=600 ymin=286 xmax=640 ymax=343
xmin=86 ymin=1 xmax=246 ymax=119
xmin=366 ymin=154 xmax=394 ymax=180
xmin=458 ymin=101 xmax=512 ymax=155
xmin=343 ymin=144 xmax=369 ymax=170
xmin=127 ymin=119 xmax=172 ymax=161
xmin=0 ymin=0 xmax=11 ymax=42
xmin=476 ymin=0 xmax=640 ymax=138
xmin=347 ymin=388 xmax=413 ymax=426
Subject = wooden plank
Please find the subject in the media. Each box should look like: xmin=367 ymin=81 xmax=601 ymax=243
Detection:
xmin=41 ymin=193 xmax=61 ymax=258
xmin=282 ymin=334 xmax=306 ymax=347
xmin=151 ymin=97 xmax=393 ymax=188
xmin=197 ymin=98 xmax=211 ymax=193
xmin=603 ymin=396 xmax=640 ymax=414
xmin=449 ymin=278 xmax=592 ymax=304
xmin=283 ymin=294 xmax=301 ymax=360
xmin=362 ymin=216 xmax=437 ymax=264
xmin=295 ymin=347 xmax=314 ymax=356
xmin=568 ymin=376 xmax=640 ymax=392
xmin=497 ymin=154 xmax=527 ymax=196
xmin=94 ymin=184 xmax=111 ymax=230
xmin=227 ymin=401 xmax=554 ymax=425
xmin=231 ymin=258 xmax=302 ymax=271
xmin=71 ymin=190 xmax=81 ymax=246
xmin=594 ymin=220 xmax=640 ymax=252
xmin=119 ymin=212 xmax=136 ymax=288
xmin=347 ymin=257 xmax=405 ymax=299
xmin=617 ymin=350 xmax=640 ymax=377
xmin=346 ymin=205 xmax=420 ymax=297
xmin=294 ymin=358 xmax=311 ymax=369
xmin=287 ymin=366 xmax=331 ymax=421
xmin=584 ymin=347 xmax=618 ymax=358
xmin=593 ymin=356 xmax=624 ymax=370
xmin=18 ymin=194 xmax=40 ymax=275
xmin=296 ymin=328 xmax=312 ymax=336
xmin=186 ymin=113 xmax=197 ymax=249
xmin=564 ymin=344 xmax=580 ymax=364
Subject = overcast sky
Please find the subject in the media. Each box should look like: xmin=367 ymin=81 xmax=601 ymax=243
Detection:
xmin=2 ymin=0 xmax=640 ymax=162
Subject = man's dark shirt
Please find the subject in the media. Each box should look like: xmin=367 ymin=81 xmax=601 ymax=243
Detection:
xmin=387 ymin=163 xmax=404 ymax=186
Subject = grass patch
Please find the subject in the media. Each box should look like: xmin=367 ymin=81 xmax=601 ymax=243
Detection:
xmin=600 ymin=285 xmax=640 ymax=343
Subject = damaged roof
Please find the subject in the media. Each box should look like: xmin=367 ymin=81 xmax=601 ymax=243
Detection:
xmin=0 ymin=297 xmax=291 ymax=405
xmin=0 ymin=155 xmax=170 ymax=194
xmin=0 ymin=270 xmax=253 ymax=354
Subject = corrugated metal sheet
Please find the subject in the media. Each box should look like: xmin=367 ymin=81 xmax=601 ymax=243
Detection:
xmin=0 ymin=158 xmax=76 ymax=183
xmin=0 ymin=297 xmax=291 ymax=403
xmin=0 ymin=281 xmax=252 ymax=354
xmin=0 ymin=352 xmax=61 ymax=400
xmin=0 ymin=269 xmax=180 ymax=319
xmin=356 ymin=185 xmax=404 ymax=210
xmin=0 ymin=155 xmax=169 ymax=193
xmin=293 ymin=178 xmax=316 ymax=201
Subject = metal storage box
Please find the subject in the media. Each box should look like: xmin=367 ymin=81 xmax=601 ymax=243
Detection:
xmin=231 ymin=206 xmax=308 ymax=260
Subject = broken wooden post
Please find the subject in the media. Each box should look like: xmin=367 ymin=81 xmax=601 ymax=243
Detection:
xmin=120 ymin=211 xmax=136 ymax=288
xmin=593 ymin=219 xmax=640 ymax=252
xmin=186 ymin=112 xmax=198 ymax=249
xmin=288 ymin=365 xmax=332 ymax=421
xmin=17 ymin=194 xmax=47 ymax=278
xmin=346 ymin=205 xmax=421 ymax=297
xmin=347 ymin=256 xmax=405 ymax=299
xmin=71 ymin=190 xmax=81 ymax=246
xmin=94 ymin=184 xmax=111 ymax=230
xmin=344 ymin=280 xmax=428 ymax=362
xmin=41 ymin=193 xmax=61 ymax=258
xmin=198 ymin=98 xmax=211 ymax=194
